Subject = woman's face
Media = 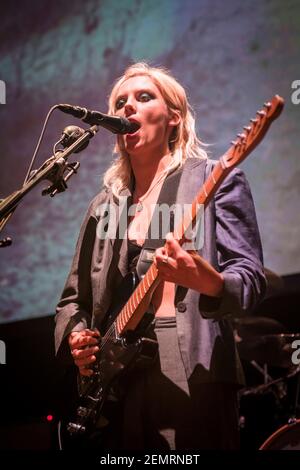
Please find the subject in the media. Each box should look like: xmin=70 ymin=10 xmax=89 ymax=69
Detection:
xmin=113 ymin=75 xmax=176 ymax=160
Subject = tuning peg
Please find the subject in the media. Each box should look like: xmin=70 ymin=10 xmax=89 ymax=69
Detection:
xmin=243 ymin=126 xmax=251 ymax=133
xmin=231 ymin=140 xmax=238 ymax=146
xmin=237 ymin=133 xmax=246 ymax=140
xmin=257 ymin=110 xmax=266 ymax=117
xmin=264 ymin=102 xmax=271 ymax=109
xmin=250 ymin=118 xmax=258 ymax=124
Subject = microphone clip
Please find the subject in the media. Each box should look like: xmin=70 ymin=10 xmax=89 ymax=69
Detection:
xmin=40 ymin=124 xmax=98 ymax=197
xmin=42 ymin=159 xmax=80 ymax=197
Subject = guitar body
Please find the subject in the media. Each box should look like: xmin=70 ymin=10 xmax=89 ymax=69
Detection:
xmin=59 ymin=271 xmax=158 ymax=449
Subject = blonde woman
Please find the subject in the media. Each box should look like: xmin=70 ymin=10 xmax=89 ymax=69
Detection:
xmin=55 ymin=63 xmax=266 ymax=449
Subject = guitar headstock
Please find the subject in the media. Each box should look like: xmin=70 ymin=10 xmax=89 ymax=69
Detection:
xmin=222 ymin=95 xmax=284 ymax=168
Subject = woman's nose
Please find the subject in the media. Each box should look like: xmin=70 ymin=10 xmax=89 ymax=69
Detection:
xmin=124 ymin=100 xmax=136 ymax=116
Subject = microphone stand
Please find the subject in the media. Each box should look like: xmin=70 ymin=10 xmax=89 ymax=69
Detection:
xmin=0 ymin=124 xmax=99 ymax=244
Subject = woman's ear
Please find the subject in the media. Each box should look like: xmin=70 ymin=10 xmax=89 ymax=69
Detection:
xmin=168 ymin=109 xmax=181 ymax=127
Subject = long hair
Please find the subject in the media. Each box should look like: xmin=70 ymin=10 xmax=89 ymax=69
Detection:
xmin=103 ymin=62 xmax=207 ymax=197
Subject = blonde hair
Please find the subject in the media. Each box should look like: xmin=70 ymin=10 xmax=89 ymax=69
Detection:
xmin=103 ymin=62 xmax=207 ymax=197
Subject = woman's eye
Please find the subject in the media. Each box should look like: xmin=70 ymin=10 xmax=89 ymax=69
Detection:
xmin=139 ymin=92 xmax=153 ymax=102
xmin=115 ymin=98 xmax=126 ymax=110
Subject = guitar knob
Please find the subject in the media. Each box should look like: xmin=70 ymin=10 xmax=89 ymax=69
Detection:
xmin=77 ymin=406 xmax=90 ymax=417
xmin=67 ymin=422 xmax=86 ymax=435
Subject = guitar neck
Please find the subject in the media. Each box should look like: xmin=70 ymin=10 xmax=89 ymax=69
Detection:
xmin=111 ymin=95 xmax=284 ymax=337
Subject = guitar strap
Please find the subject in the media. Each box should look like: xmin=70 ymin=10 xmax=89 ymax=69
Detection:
xmin=135 ymin=158 xmax=207 ymax=280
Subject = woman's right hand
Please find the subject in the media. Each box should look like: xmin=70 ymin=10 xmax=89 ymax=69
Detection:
xmin=68 ymin=329 xmax=100 ymax=377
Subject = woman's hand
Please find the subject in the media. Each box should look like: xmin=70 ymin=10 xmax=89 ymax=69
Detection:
xmin=155 ymin=233 xmax=224 ymax=297
xmin=68 ymin=329 xmax=100 ymax=376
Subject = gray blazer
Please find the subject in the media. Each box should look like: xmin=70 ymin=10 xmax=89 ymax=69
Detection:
xmin=55 ymin=158 xmax=266 ymax=385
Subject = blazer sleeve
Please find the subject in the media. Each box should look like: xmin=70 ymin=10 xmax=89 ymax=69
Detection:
xmin=54 ymin=191 xmax=105 ymax=362
xmin=199 ymin=167 xmax=267 ymax=318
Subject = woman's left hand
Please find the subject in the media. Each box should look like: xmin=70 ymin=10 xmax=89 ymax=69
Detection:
xmin=154 ymin=233 xmax=224 ymax=297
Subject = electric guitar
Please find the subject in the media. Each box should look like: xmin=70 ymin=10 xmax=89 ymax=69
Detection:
xmin=59 ymin=95 xmax=284 ymax=448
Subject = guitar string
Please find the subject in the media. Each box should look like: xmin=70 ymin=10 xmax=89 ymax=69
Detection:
xmin=98 ymin=166 xmax=222 ymax=353
xmin=98 ymin=179 xmax=209 ymax=353
xmin=97 ymin=206 xmax=196 ymax=353
xmin=98 ymin=188 xmax=207 ymax=354
xmin=99 ymin=271 xmax=153 ymax=351
xmin=98 ymin=269 xmax=153 ymax=352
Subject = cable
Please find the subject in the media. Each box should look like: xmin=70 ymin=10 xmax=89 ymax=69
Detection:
xmin=23 ymin=104 xmax=61 ymax=185
xmin=57 ymin=419 xmax=63 ymax=450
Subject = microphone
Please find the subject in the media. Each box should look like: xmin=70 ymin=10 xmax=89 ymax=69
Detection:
xmin=57 ymin=104 xmax=140 ymax=134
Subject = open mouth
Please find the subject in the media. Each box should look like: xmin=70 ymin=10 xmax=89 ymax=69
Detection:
xmin=126 ymin=124 xmax=140 ymax=138
xmin=127 ymin=119 xmax=140 ymax=135
xmin=126 ymin=128 xmax=140 ymax=138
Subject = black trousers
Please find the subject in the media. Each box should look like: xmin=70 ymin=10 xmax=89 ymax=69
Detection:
xmin=112 ymin=316 xmax=240 ymax=450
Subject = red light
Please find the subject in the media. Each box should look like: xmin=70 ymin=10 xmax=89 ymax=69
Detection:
xmin=46 ymin=414 xmax=53 ymax=422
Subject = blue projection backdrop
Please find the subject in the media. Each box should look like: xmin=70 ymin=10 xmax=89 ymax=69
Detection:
xmin=0 ymin=0 xmax=299 ymax=323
